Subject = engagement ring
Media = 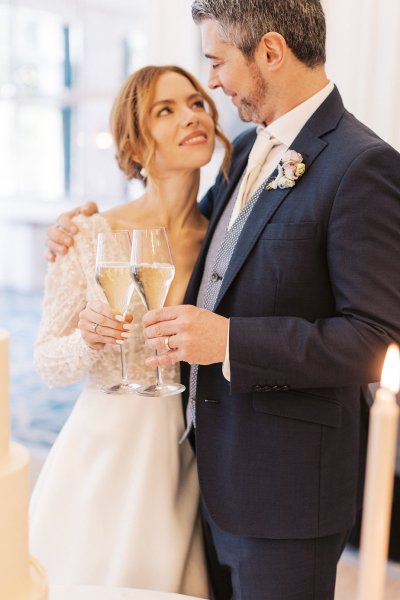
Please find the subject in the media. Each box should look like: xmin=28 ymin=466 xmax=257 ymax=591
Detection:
xmin=92 ymin=322 xmax=99 ymax=333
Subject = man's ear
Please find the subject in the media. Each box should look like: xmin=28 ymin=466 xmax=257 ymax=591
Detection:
xmin=257 ymin=32 xmax=287 ymax=71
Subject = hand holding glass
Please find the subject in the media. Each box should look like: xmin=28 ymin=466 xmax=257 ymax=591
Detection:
xmin=130 ymin=227 xmax=185 ymax=397
xmin=95 ymin=230 xmax=138 ymax=394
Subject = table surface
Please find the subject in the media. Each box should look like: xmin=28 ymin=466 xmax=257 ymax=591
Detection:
xmin=49 ymin=586 xmax=206 ymax=600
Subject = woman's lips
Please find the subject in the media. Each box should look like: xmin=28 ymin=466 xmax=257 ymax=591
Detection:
xmin=179 ymin=131 xmax=208 ymax=146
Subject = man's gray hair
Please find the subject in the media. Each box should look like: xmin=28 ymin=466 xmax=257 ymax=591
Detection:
xmin=191 ymin=0 xmax=326 ymax=67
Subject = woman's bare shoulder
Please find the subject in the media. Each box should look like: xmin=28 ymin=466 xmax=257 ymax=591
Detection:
xmin=102 ymin=200 xmax=147 ymax=230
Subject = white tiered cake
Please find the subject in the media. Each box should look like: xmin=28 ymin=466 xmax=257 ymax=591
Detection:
xmin=0 ymin=330 xmax=47 ymax=599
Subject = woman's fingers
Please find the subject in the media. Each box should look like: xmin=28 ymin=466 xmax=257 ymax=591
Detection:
xmin=79 ymin=301 xmax=133 ymax=348
xmin=80 ymin=318 xmax=130 ymax=342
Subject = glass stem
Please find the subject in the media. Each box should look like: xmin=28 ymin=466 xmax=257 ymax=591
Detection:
xmin=155 ymin=349 xmax=163 ymax=389
xmin=119 ymin=342 xmax=128 ymax=385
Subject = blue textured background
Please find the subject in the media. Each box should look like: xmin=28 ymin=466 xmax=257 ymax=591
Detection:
xmin=0 ymin=287 xmax=81 ymax=458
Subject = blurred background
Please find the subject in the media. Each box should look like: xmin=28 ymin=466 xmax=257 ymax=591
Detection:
xmin=0 ymin=0 xmax=399 ymax=528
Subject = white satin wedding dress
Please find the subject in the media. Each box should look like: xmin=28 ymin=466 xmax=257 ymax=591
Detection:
xmin=30 ymin=214 xmax=209 ymax=598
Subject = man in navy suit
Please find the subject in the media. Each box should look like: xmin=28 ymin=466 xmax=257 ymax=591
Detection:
xmin=47 ymin=1 xmax=400 ymax=597
xmin=140 ymin=1 xmax=400 ymax=598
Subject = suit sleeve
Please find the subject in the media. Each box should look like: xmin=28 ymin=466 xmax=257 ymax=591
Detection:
xmin=229 ymin=144 xmax=400 ymax=392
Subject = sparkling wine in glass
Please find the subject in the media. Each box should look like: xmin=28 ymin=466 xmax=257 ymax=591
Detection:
xmin=95 ymin=230 xmax=138 ymax=394
xmin=130 ymin=227 xmax=185 ymax=397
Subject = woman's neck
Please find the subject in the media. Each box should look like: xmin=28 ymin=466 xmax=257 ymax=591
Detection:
xmin=140 ymin=170 xmax=203 ymax=231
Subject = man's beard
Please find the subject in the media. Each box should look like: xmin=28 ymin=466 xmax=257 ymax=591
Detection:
xmin=237 ymin=62 xmax=269 ymax=123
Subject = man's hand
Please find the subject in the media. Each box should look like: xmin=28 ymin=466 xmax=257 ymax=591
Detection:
xmin=46 ymin=201 xmax=99 ymax=262
xmin=142 ymin=305 xmax=229 ymax=366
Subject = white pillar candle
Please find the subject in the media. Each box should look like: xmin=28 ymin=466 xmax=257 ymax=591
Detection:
xmin=0 ymin=329 xmax=10 ymax=461
xmin=356 ymin=344 xmax=400 ymax=600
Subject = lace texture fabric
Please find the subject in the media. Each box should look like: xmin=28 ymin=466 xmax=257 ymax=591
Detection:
xmin=34 ymin=213 xmax=179 ymax=389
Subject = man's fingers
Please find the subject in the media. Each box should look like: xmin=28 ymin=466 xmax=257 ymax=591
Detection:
xmin=142 ymin=306 xmax=184 ymax=327
xmin=145 ymin=333 xmax=179 ymax=352
xmin=145 ymin=350 xmax=180 ymax=367
xmin=47 ymin=224 xmax=73 ymax=248
xmin=144 ymin=321 xmax=177 ymax=340
xmin=79 ymin=201 xmax=99 ymax=216
xmin=56 ymin=214 xmax=78 ymax=235
xmin=46 ymin=237 xmax=68 ymax=256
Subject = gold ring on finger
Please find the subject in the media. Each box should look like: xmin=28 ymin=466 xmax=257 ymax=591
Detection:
xmin=92 ymin=322 xmax=99 ymax=333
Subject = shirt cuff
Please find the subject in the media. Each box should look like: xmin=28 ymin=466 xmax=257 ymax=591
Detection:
xmin=222 ymin=320 xmax=231 ymax=381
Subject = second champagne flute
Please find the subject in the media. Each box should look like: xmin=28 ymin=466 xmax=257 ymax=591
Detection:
xmin=130 ymin=227 xmax=185 ymax=397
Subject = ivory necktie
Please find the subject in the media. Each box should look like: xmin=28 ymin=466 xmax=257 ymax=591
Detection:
xmin=229 ymin=130 xmax=279 ymax=228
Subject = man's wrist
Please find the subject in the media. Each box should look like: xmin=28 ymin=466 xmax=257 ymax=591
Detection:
xmin=222 ymin=319 xmax=231 ymax=381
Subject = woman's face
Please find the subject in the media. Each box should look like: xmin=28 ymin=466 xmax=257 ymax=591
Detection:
xmin=147 ymin=71 xmax=215 ymax=177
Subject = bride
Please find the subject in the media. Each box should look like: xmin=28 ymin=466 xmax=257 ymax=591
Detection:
xmin=30 ymin=64 xmax=231 ymax=596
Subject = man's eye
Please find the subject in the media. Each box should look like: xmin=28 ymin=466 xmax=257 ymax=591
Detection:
xmin=193 ymin=100 xmax=205 ymax=110
xmin=211 ymin=63 xmax=221 ymax=70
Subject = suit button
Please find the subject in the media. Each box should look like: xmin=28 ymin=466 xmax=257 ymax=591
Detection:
xmin=271 ymin=385 xmax=280 ymax=391
xmin=253 ymin=385 xmax=262 ymax=391
xmin=211 ymin=272 xmax=221 ymax=282
xmin=282 ymin=385 xmax=290 ymax=391
xmin=262 ymin=385 xmax=272 ymax=392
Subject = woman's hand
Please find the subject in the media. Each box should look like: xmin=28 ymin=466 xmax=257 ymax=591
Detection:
xmin=79 ymin=300 xmax=133 ymax=350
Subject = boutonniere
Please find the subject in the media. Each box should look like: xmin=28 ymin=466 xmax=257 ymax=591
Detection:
xmin=266 ymin=149 xmax=305 ymax=190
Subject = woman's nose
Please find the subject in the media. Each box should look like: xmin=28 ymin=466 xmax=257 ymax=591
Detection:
xmin=181 ymin=107 xmax=200 ymax=127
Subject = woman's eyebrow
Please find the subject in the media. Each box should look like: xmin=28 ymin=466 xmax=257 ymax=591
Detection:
xmin=151 ymin=93 xmax=203 ymax=110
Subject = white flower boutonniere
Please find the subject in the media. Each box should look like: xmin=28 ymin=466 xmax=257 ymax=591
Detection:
xmin=266 ymin=149 xmax=305 ymax=190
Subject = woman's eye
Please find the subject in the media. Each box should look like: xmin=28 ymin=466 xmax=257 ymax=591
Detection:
xmin=212 ymin=63 xmax=221 ymax=70
xmin=157 ymin=106 xmax=172 ymax=117
xmin=193 ymin=100 xmax=205 ymax=110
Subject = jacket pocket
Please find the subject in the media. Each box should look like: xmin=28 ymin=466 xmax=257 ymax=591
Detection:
xmin=260 ymin=222 xmax=317 ymax=240
xmin=252 ymin=389 xmax=341 ymax=428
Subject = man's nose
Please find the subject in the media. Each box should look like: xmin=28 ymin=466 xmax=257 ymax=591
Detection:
xmin=208 ymin=66 xmax=220 ymax=90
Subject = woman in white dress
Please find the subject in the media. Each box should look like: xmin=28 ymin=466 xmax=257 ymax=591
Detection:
xmin=30 ymin=65 xmax=231 ymax=597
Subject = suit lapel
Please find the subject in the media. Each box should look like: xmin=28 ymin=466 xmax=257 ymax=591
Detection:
xmin=186 ymin=87 xmax=346 ymax=309
xmin=214 ymin=88 xmax=345 ymax=310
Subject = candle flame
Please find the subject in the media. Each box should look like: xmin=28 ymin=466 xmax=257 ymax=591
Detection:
xmin=380 ymin=344 xmax=400 ymax=394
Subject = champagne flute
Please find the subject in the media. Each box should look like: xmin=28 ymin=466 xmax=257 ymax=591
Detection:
xmin=95 ymin=230 xmax=138 ymax=394
xmin=130 ymin=227 xmax=185 ymax=397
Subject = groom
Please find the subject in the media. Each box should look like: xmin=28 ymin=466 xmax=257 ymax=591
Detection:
xmin=47 ymin=1 xmax=400 ymax=598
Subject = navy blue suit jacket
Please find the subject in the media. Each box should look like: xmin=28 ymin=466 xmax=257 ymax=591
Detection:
xmin=182 ymin=87 xmax=400 ymax=539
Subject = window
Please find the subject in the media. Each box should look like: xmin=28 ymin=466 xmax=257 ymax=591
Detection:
xmin=0 ymin=5 xmax=80 ymax=201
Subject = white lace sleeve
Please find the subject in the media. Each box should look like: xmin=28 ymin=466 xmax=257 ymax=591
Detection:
xmin=34 ymin=223 xmax=106 ymax=388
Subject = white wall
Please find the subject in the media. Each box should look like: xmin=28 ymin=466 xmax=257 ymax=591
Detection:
xmin=324 ymin=0 xmax=400 ymax=151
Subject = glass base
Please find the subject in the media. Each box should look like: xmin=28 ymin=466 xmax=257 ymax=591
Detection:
xmin=101 ymin=381 xmax=141 ymax=394
xmin=135 ymin=382 xmax=185 ymax=397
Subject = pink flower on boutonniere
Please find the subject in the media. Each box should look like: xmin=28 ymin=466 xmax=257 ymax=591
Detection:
xmin=266 ymin=149 xmax=306 ymax=190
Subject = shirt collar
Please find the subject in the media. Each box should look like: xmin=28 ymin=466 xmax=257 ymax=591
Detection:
xmin=261 ymin=81 xmax=335 ymax=147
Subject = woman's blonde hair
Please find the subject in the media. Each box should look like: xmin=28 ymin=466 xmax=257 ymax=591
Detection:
xmin=110 ymin=64 xmax=232 ymax=182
